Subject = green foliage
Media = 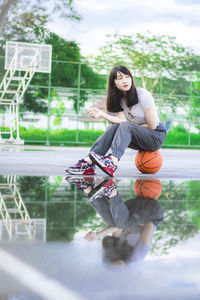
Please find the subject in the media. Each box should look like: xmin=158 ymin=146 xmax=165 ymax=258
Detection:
xmin=0 ymin=0 xmax=105 ymax=114
xmin=163 ymin=125 xmax=200 ymax=146
xmin=1 ymin=125 xmax=200 ymax=147
xmin=50 ymin=90 xmax=65 ymax=126
xmin=150 ymin=180 xmax=199 ymax=255
xmin=0 ymin=28 xmax=106 ymax=114
xmin=2 ymin=125 xmax=200 ymax=147
xmin=91 ymin=31 xmax=200 ymax=75
xmin=3 ymin=175 xmax=200 ymax=246
xmin=14 ymin=127 xmax=103 ymax=146
xmin=17 ymin=176 xmax=47 ymax=199
xmin=12 ymin=174 xmax=97 ymax=242
xmin=171 ymin=125 xmax=188 ymax=133
xmin=0 ymin=0 xmax=81 ymax=40
xmin=184 ymin=181 xmax=200 ymax=228
xmin=164 ymin=130 xmax=200 ymax=146
xmin=187 ymin=74 xmax=200 ymax=130
xmin=90 ymin=32 xmax=200 ymax=114
xmin=18 ymin=127 xmax=48 ymax=142
xmin=20 ymin=88 xmax=48 ymax=114
xmin=23 ymin=31 xmax=106 ymax=114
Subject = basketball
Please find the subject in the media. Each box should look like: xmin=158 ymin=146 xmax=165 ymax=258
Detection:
xmin=135 ymin=150 xmax=163 ymax=174
xmin=134 ymin=179 xmax=162 ymax=199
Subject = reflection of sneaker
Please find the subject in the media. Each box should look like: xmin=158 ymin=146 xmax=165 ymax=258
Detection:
xmin=66 ymin=159 xmax=96 ymax=175
xmin=65 ymin=176 xmax=95 ymax=190
xmin=89 ymin=152 xmax=117 ymax=177
xmin=89 ymin=178 xmax=117 ymax=201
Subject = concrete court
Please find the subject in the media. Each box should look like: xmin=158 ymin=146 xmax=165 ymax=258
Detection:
xmin=0 ymin=145 xmax=200 ymax=179
xmin=0 ymin=145 xmax=200 ymax=300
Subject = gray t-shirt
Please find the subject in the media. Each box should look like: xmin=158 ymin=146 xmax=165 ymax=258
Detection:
xmin=119 ymin=224 xmax=156 ymax=263
xmin=120 ymin=87 xmax=160 ymax=126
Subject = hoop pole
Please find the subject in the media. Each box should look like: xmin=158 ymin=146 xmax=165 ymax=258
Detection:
xmin=16 ymin=95 xmax=20 ymax=141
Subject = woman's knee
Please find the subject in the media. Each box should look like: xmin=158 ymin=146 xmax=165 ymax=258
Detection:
xmin=105 ymin=123 xmax=120 ymax=133
xmin=112 ymin=123 xmax=120 ymax=128
xmin=119 ymin=121 xmax=136 ymax=131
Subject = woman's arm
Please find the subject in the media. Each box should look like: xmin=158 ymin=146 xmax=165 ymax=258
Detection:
xmin=84 ymin=226 xmax=119 ymax=241
xmin=140 ymin=221 xmax=154 ymax=246
xmin=87 ymin=107 xmax=126 ymax=124
xmin=88 ymin=106 xmax=157 ymax=128
xmin=140 ymin=106 xmax=157 ymax=130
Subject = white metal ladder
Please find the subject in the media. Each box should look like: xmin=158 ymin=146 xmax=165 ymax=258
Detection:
xmin=0 ymin=175 xmax=33 ymax=239
xmin=0 ymin=49 xmax=41 ymax=144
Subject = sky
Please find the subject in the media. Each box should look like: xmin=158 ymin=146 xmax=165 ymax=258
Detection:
xmin=48 ymin=0 xmax=200 ymax=57
xmin=70 ymin=233 xmax=200 ymax=298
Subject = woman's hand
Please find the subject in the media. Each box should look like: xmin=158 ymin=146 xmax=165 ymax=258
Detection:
xmin=84 ymin=231 xmax=98 ymax=241
xmin=87 ymin=107 xmax=103 ymax=119
xmin=88 ymin=107 xmax=125 ymax=124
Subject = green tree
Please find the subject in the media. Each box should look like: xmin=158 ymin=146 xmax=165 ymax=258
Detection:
xmin=91 ymin=31 xmax=200 ymax=98
xmin=20 ymin=31 xmax=106 ymax=114
xmin=0 ymin=0 xmax=80 ymax=38
xmin=0 ymin=22 xmax=106 ymax=115
xmin=89 ymin=32 xmax=200 ymax=128
xmin=16 ymin=175 xmax=97 ymax=242
xmin=188 ymin=74 xmax=200 ymax=131
xmin=0 ymin=0 xmax=82 ymax=116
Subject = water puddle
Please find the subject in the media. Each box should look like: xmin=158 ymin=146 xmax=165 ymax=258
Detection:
xmin=0 ymin=175 xmax=199 ymax=299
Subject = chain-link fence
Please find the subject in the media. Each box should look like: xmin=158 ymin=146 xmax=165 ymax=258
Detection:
xmin=1 ymin=175 xmax=198 ymax=243
xmin=0 ymin=56 xmax=200 ymax=147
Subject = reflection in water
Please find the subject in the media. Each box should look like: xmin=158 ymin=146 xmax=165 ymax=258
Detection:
xmin=67 ymin=177 xmax=164 ymax=265
xmin=0 ymin=175 xmax=199 ymax=299
xmin=0 ymin=175 xmax=46 ymax=241
xmin=133 ymin=179 xmax=162 ymax=199
xmin=0 ymin=175 xmax=199 ymax=252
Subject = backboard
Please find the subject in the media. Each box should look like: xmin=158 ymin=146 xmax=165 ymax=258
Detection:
xmin=5 ymin=41 xmax=52 ymax=73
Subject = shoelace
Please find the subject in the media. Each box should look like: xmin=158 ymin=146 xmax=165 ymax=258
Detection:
xmin=105 ymin=156 xmax=115 ymax=168
xmin=77 ymin=159 xmax=94 ymax=167
xmin=76 ymin=159 xmax=89 ymax=167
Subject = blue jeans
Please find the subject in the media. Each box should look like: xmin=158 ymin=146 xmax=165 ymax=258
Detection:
xmin=90 ymin=122 xmax=166 ymax=160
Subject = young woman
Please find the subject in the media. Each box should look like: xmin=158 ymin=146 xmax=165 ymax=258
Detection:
xmin=66 ymin=65 xmax=166 ymax=176
xmin=84 ymin=178 xmax=164 ymax=265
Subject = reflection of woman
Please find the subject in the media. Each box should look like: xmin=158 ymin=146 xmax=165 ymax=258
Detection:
xmin=84 ymin=179 xmax=163 ymax=265
xmin=66 ymin=65 xmax=166 ymax=177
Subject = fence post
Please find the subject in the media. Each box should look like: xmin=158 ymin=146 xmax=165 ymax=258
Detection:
xmin=76 ymin=63 xmax=81 ymax=143
xmin=188 ymin=74 xmax=193 ymax=146
xmin=46 ymin=72 xmax=52 ymax=146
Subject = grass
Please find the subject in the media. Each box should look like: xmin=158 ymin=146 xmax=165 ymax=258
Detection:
xmin=17 ymin=127 xmax=104 ymax=146
xmin=1 ymin=126 xmax=200 ymax=148
xmin=164 ymin=129 xmax=200 ymax=147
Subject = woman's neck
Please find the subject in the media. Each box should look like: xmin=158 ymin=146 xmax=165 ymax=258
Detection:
xmin=123 ymin=96 xmax=128 ymax=105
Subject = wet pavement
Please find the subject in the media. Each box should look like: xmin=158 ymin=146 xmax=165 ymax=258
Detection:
xmin=0 ymin=171 xmax=199 ymax=299
xmin=0 ymin=145 xmax=200 ymax=179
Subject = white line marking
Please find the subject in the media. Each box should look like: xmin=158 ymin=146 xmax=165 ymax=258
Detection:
xmin=0 ymin=248 xmax=86 ymax=300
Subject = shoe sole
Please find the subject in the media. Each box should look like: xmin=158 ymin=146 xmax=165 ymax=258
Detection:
xmin=89 ymin=153 xmax=114 ymax=177
xmin=89 ymin=186 xmax=106 ymax=202
xmin=88 ymin=178 xmax=111 ymax=201
xmin=65 ymin=169 xmax=95 ymax=176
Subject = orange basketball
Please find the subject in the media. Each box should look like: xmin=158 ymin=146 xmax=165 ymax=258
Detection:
xmin=135 ymin=150 xmax=163 ymax=174
xmin=134 ymin=179 xmax=162 ymax=199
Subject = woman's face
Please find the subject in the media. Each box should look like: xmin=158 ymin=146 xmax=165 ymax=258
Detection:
xmin=114 ymin=71 xmax=132 ymax=93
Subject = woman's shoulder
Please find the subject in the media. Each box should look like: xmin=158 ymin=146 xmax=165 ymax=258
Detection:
xmin=136 ymin=87 xmax=152 ymax=96
xmin=136 ymin=87 xmax=154 ymax=105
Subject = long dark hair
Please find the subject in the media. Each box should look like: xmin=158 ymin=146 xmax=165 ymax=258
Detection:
xmin=106 ymin=65 xmax=138 ymax=113
xmin=102 ymin=236 xmax=133 ymax=264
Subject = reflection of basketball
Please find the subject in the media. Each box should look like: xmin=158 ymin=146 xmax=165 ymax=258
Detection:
xmin=134 ymin=179 xmax=162 ymax=199
xmin=135 ymin=150 xmax=163 ymax=174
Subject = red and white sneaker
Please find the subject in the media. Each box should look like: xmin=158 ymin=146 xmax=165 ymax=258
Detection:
xmin=89 ymin=152 xmax=117 ymax=177
xmin=88 ymin=178 xmax=117 ymax=201
xmin=65 ymin=176 xmax=95 ymax=190
xmin=65 ymin=159 xmax=96 ymax=175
